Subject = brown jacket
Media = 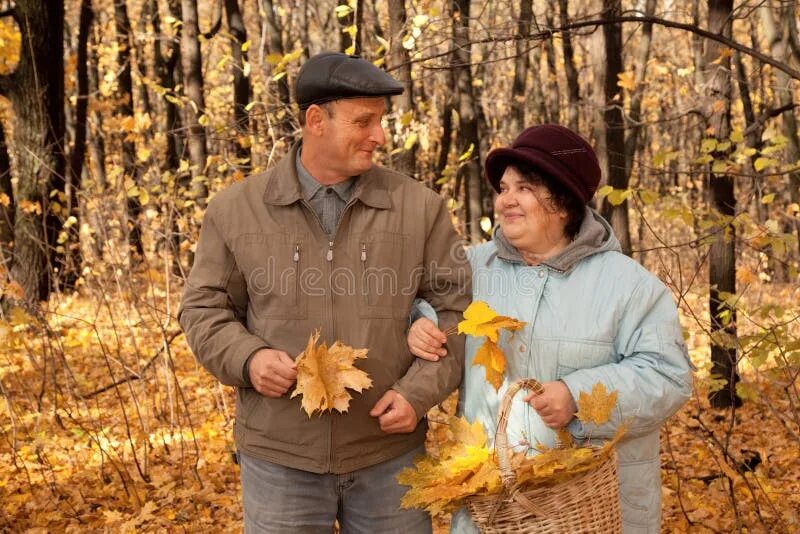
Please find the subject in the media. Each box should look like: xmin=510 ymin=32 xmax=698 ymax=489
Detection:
xmin=179 ymin=144 xmax=471 ymax=474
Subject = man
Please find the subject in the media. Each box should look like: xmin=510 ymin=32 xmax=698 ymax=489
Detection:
xmin=179 ymin=52 xmax=471 ymax=533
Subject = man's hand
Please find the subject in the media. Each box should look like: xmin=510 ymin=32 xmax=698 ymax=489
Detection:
xmin=370 ymin=390 xmax=418 ymax=433
xmin=248 ymin=348 xmax=297 ymax=397
xmin=523 ymin=381 xmax=577 ymax=429
xmin=407 ymin=318 xmax=448 ymax=361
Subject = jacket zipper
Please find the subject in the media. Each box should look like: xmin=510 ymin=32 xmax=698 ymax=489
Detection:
xmin=360 ymin=242 xmax=368 ymax=305
xmin=326 ymin=197 xmax=360 ymax=471
xmin=299 ymin=196 xmax=359 ymax=472
xmin=293 ymin=243 xmax=300 ymax=305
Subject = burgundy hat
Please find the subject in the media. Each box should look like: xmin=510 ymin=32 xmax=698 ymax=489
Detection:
xmin=485 ymin=124 xmax=601 ymax=204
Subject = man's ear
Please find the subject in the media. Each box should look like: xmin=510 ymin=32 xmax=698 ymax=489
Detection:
xmin=304 ymin=104 xmax=326 ymax=136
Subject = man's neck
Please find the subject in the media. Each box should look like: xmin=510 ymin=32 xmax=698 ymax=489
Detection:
xmin=299 ymin=147 xmax=351 ymax=186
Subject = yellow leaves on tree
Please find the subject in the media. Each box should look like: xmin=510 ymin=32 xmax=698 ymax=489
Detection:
xmin=397 ymin=415 xmax=501 ymax=515
xmin=458 ymin=301 xmax=526 ymax=391
xmin=576 ymin=382 xmax=618 ymax=426
xmin=291 ymin=331 xmax=372 ymax=417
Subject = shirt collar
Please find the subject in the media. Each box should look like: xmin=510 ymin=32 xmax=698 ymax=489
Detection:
xmin=295 ymin=149 xmax=355 ymax=202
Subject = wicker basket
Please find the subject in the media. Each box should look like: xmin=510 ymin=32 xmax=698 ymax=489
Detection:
xmin=465 ymin=379 xmax=622 ymax=533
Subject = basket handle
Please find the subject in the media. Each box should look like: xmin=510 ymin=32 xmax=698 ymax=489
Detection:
xmin=494 ymin=378 xmax=544 ymax=488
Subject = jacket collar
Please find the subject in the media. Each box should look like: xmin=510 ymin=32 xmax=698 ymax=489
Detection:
xmin=263 ymin=141 xmax=391 ymax=210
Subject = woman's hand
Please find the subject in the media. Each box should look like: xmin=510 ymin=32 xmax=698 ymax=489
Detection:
xmin=524 ymin=381 xmax=577 ymax=429
xmin=407 ymin=318 xmax=448 ymax=361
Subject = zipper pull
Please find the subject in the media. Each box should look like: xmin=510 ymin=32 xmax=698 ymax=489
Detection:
xmin=360 ymin=243 xmax=367 ymax=262
xmin=327 ymin=241 xmax=334 ymax=261
xmin=293 ymin=244 xmax=300 ymax=262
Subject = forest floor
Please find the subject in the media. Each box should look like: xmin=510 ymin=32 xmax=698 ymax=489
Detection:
xmin=1 ymin=272 xmax=798 ymax=533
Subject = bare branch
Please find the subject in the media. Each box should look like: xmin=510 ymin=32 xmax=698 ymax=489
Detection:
xmin=391 ymin=15 xmax=800 ymax=82
xmin=744 ymin=102 xmax=798 ymax=136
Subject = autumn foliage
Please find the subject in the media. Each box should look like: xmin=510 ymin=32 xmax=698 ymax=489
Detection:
xmin=0 ymin=0 xmax=799 ymax=532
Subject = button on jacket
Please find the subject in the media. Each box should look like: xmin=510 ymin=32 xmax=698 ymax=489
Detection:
xmin=178 ymin=143 xmax=471 ymax=474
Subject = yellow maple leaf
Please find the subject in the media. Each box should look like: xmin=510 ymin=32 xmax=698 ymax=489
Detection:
xmin=449 ymin=415 xmax=487 ymax=449
xmin=458 ymin=300 xmax=526 ymax=342
xmin=472 ymin=339 xmax=506 ymax=391
xmin=575 ymin=382 xmax=618 ymax=426
xmin=291 ymin=331 xmax=372 ymax=416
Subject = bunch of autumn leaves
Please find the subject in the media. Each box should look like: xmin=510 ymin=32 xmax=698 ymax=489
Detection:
xmin=291 ymin=300 xmax=525 ymax=416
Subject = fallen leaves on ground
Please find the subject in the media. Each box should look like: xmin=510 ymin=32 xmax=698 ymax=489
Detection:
xmin=291 ymin=330 xmax=372 ymax=416
xmin=1 ymin=279 xmax=799 ymax=533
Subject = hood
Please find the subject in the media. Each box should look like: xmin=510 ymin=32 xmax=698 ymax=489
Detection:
xmin=493 ymin=206 xmax=621 ymax=272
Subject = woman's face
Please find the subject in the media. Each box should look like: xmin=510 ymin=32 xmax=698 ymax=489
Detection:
xmin=494 ymin=166 xmax=569 ymax=256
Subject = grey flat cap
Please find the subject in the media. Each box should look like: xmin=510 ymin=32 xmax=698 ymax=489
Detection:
xmin=295 ymin=52 xmax=404 ymax=110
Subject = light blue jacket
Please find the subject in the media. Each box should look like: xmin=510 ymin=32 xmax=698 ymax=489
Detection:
xmin=415 ymin=209 xmax=693 ymax=533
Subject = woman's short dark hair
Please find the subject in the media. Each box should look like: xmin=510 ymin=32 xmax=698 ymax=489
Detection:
xmin=510 ymin=161 xmax=585 ymax=238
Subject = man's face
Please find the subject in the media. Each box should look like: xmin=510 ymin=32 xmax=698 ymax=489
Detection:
xmin=317 ymin=97 xmax=387 ymax=178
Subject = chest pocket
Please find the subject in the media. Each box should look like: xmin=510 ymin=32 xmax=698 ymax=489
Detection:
xmin=235 ymin=233 xmax=308 ymax=319
xmin=355 ymin=231 xmax=406 ymax=319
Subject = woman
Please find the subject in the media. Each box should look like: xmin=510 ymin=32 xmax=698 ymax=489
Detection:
xmin=408 ymin=124 xmax=693 ymax=533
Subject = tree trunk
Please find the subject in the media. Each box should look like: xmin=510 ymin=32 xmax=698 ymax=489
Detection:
xmin=0 ymin=121 xmax=13 ymax=253
xmin=558 ymin=0 xmax=580 ymax=131
xmin=337 ymin=0 xmax=360 ymax=54
xmin=434 ymin=68 xmax=456 ymax=193
xmin=598 ymin=0 xmax=631 ymax=255
xmin=452 ymin=0 xmax=483 ymax=243
xmin=181 ymin=0 xmax=209 ymax=203
xmin=114 ymin=0 xmax=144 ymax=259
xmin=387 ymin=0 xmax=415 ymax=176
xmin=509 ymin=0 xmax=533 ymax=136
xmin=225 ymin=0 xmax=252 ymax=173
xmin=0 ymin=0 xmax=66 ymax=304
xmin=160 ymin=0 xmax=186 ymax=273
xmin=261 ymin=0 xmax=292 ymax=142
xmin=544 ymin=9 xmax=561 ymax=124
xmin=762 ymin=3 xmax=800 ymax=258
xmin=136 ymin=0 xmax=153 ymax=116
xmin=530 ymin=44 xmax=549 ymax=123
xmin=622 ymin=0 xmax=656 ymax=181
xmin=353 ymin=0 xmax=363 ymax=56
xmin=88 ymin=25 xmax=107 ymax=192
xmin=63 ymin=0 xmax=92 ymax=285
xmin=161 ymin=0 xmax=184 ymax=172
xmin=705 ymin=0 xmax=740 ymax=409
xmin=87 ymin=22 xmax=108 ymax=263
xmin=692 ymin=0 xmax=704 ymax=90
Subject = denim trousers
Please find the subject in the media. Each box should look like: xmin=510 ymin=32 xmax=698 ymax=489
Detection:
xmin=239 ymin=446 xmax=432 ymax=534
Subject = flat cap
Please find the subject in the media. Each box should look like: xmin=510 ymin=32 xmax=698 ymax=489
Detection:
xmin=295 ymin=52 xmax=404 ymax=110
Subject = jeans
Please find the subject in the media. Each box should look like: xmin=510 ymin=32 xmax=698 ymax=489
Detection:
xmin=239 ymin=446 xmax=432 ymax=534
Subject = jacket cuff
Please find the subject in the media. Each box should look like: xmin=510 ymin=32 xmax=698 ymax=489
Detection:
xmin=242 ymin=346 xmax=268 ymax=387
xmin=227 ymin=337 xmax=269 ymax=388
xmin=390 ymin=384 xmax=426 ymax=423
